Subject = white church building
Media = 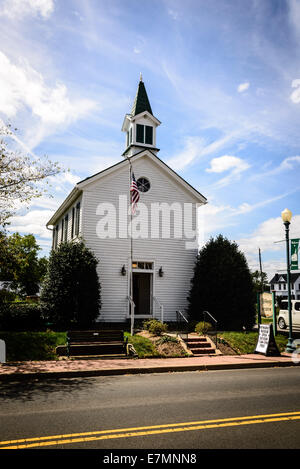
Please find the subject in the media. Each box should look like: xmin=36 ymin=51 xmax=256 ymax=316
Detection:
xmin=46 ymin=78 xmax=207 ymax=323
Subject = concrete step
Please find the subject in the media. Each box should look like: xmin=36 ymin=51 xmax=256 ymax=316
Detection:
xmin=187 ymin=342 xmax=211 ymax=348
xmin=191 ymin=348 xmax=216 ymax=355
xmin=186 ymin=337 xmax=208 ymax=342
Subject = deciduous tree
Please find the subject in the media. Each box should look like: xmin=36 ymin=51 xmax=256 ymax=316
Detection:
xmin=0 ymin=124 xmax=61 ymax=226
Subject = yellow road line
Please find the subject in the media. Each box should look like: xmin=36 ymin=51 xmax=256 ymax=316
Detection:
xmin=1 ymin=411 xmax=300 ymax=449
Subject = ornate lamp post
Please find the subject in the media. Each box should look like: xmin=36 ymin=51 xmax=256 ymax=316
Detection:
xmin=281 ymin=208 xmax=295 ymax=353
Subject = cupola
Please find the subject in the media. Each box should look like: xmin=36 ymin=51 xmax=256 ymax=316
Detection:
xmin=122 ymin=74 xmax=161 ymax=157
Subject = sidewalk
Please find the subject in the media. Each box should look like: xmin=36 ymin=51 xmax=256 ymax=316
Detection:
xmin=0 ymin=352 xmax=298 ymax=381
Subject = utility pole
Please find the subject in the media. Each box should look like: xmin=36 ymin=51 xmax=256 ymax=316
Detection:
xmin=259 ymin=248 xmax=264 ymax=293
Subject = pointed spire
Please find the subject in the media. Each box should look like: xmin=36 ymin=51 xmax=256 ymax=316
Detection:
xmin=140 ymin=72 xmax=143 ymax=82
xmin=131 ymin=77 xmax=153 ymax=116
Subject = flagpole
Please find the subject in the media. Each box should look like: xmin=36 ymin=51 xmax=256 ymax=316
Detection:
xmin=126 ymin=156 xmax=134 ymax=336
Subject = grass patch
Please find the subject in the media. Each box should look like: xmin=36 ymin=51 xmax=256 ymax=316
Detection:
xmin=219 ymin=331 xmax=288 ymax=354
xmin=125 ymin=332 xmax=160 ymax=358
xmin=0 ymin=331 xmax=66 ymax=361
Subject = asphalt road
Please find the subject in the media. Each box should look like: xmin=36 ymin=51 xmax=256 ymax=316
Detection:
xmin=0 ymin=367 xmax=300 ymax=451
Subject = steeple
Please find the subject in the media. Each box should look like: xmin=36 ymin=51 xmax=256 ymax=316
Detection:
xmin=122 ymin=76 xmax=161 ymax=157
xmin=131 ymin=76 xmax=153 ymax=117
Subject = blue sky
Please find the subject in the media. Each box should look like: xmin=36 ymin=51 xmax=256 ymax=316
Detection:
xmin=1 ymin=0 xmax=300 ymax=279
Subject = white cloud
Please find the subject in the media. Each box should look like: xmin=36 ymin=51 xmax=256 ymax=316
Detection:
xmin=7 ymin=209 xmax=55 ymax=239
xmin=206 ymin=155 xmax=249 ymax=174
xmin=290 ymin=79 xmax=300 ymax=103
xmin=237 ymin=215 xmax=300 ymax=257
xmin=0 ymin=0 xmax=54 ymax=19
xmin=0 ymin=51 xmax=98 ymax=148
xmin=168 ymin=9 xmax=179 ymax=20
xmin=252 ymin=155 xmax=300 ymax=180
xmin=237 ymin=82 xmax=250 ymax=93
xmin=167 ymin=132 xmax=239 ymax=171
xmin=205 ymin=155 xmax=250 ymax=189
xmin=166 ymin=136 xmax=205 ymax=171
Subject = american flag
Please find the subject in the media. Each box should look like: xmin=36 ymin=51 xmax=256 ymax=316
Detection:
xmin=130 ymin=172 xmax=140 ymax=214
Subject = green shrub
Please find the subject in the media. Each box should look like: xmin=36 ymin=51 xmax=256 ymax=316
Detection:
xmin=195 ymin=321 xmax=213 ymax=335
xmin=0 ymin=302 xmax=46 ymax=331
xmin=41 ymin=240 xmax=101 ymax=328
xmin=143 ymin=319 xmax=168 ymax=335
xmin=156 ymin=335 xmax=178 ymax=345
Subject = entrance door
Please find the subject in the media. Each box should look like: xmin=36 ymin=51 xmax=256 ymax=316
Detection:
xmin=133 ymin=272 xmax=152 ymax=315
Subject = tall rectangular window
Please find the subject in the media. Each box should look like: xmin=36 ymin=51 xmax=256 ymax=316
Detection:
xmin=145 ymin=126 xmax=153 ymax=144
xmin=136 ymin=124 xmax=144 ymax=143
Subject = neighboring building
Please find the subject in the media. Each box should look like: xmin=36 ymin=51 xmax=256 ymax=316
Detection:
xmin=46 ymin=78 xmax=207 ymax=323
xmin=270 ymin=272 xmax=300 ymax=300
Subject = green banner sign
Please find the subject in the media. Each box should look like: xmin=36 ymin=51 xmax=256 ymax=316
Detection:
xmin=291 ymin=238 xmax=300 ymax=270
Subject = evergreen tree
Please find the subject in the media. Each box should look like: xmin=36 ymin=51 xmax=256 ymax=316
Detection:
xmin=188 ymin=235 xmax=256 ymax=330
xmin=41 ymin=241 xmax=101 ymax=327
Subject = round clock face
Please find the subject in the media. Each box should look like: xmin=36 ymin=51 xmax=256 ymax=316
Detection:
xmin=137 ymin=177 xmax=150 ymax=193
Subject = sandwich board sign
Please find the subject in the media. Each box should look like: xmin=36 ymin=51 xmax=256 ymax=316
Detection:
xmin=255 ymin=324 xmax=280 ymax=356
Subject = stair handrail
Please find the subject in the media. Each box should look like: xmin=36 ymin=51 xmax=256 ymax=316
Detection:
xmin=127 ymin=295 xmax=135 ymax=336
xmin=202 ymin=310 xmax=218 ymax=349
xmin=152 ymin=295 xmax=164 ymax=323
xmin=176 ymin=310 xmax=189 ymax=341
xmin=176 ymin=310 xmax=188 ymax=323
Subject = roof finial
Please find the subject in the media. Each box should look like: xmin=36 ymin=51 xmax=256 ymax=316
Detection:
xmin=140 ymin=72 xmax=143 ymax=82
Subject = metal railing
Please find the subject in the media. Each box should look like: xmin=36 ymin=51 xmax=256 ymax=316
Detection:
xmin=152 ymin=296 xmax=164 ymax=323
xmin=127 ymin=295 xmax=135 ymax=336
xmin=176 ymin=310 xmax=189 ymax=341
xmin=202 ymin=310 xmax=218 ymax=349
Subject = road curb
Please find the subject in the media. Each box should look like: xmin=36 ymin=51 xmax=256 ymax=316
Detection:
xmin=0 ymin=359 xmax=298 ymax=381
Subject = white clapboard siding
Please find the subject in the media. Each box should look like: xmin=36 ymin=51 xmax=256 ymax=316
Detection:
xmin=81 ymin=154 xmax=200 ymax=322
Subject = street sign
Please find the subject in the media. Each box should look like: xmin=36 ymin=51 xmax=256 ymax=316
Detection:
xmin=255 ymin=324 xmax=280 ymax=356
xmin=291 ymin=238 xmax=299 ymax=270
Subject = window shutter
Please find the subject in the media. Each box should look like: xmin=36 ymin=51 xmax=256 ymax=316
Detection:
xmin=71 ymin=207 xmax=75 ymax=238
xmin=75 ymin=202 xmax=80 ymax=236
xmin=64 ymin=215 xmax=68 ymax=242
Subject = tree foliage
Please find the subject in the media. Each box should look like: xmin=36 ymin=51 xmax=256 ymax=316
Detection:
xmin=0 ymin=231 xmax=48 ymax=296
xmin=0 ymin=124 xmax=61 ymax=226
xmin=251 ymin=270 xmax=268 ymax=293
xmin=41 ymin=241 xmax=101 ymax=327
xmin=188 ymin=235 xmax=256 ymax=330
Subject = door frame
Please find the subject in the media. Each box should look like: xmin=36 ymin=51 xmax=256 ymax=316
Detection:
xmin=127 ymin=259 xmax=155 ymax=319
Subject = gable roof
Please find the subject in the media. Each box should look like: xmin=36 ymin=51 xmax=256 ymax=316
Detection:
xmin=46 ymin=150 xmax=207 ymax=227
xmin=270 ymin=272 xmax=300 ymax=283
xmin=78 ymin=149 xmax=207 ymax=203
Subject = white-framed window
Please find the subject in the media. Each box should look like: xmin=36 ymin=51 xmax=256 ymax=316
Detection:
xmin=136 ymin=124 xmax=153 ymax=145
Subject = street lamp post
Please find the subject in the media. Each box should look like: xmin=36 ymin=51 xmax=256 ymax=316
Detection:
xmin=281 ymin=208 xmax=295 ymax=353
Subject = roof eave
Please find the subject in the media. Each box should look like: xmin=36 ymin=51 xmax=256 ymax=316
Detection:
xmin=46 ymin=186 xmax=82 ymax=227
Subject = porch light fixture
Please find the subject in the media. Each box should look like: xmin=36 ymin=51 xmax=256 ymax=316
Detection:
xmin=121 ymin=265 xmax=127 ymax=276
xmin=159 ymin=266 xmax=164 ymax=277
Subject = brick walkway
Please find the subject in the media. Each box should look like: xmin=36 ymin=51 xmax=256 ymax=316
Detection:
xmin=0 ymin=353 xmax=297 ymax=381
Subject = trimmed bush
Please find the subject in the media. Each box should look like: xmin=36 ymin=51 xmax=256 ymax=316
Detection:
xmin=143 ymin=319 xmax=168 ymax=335
xmin=195 ymin=321 xmax=213 ymax=335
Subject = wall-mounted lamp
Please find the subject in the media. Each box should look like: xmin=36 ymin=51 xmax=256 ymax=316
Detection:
xmin=121 ymin=265 xmax=127 ymax=276
xmin=159 ymin=266 xmax=164 ymax=277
